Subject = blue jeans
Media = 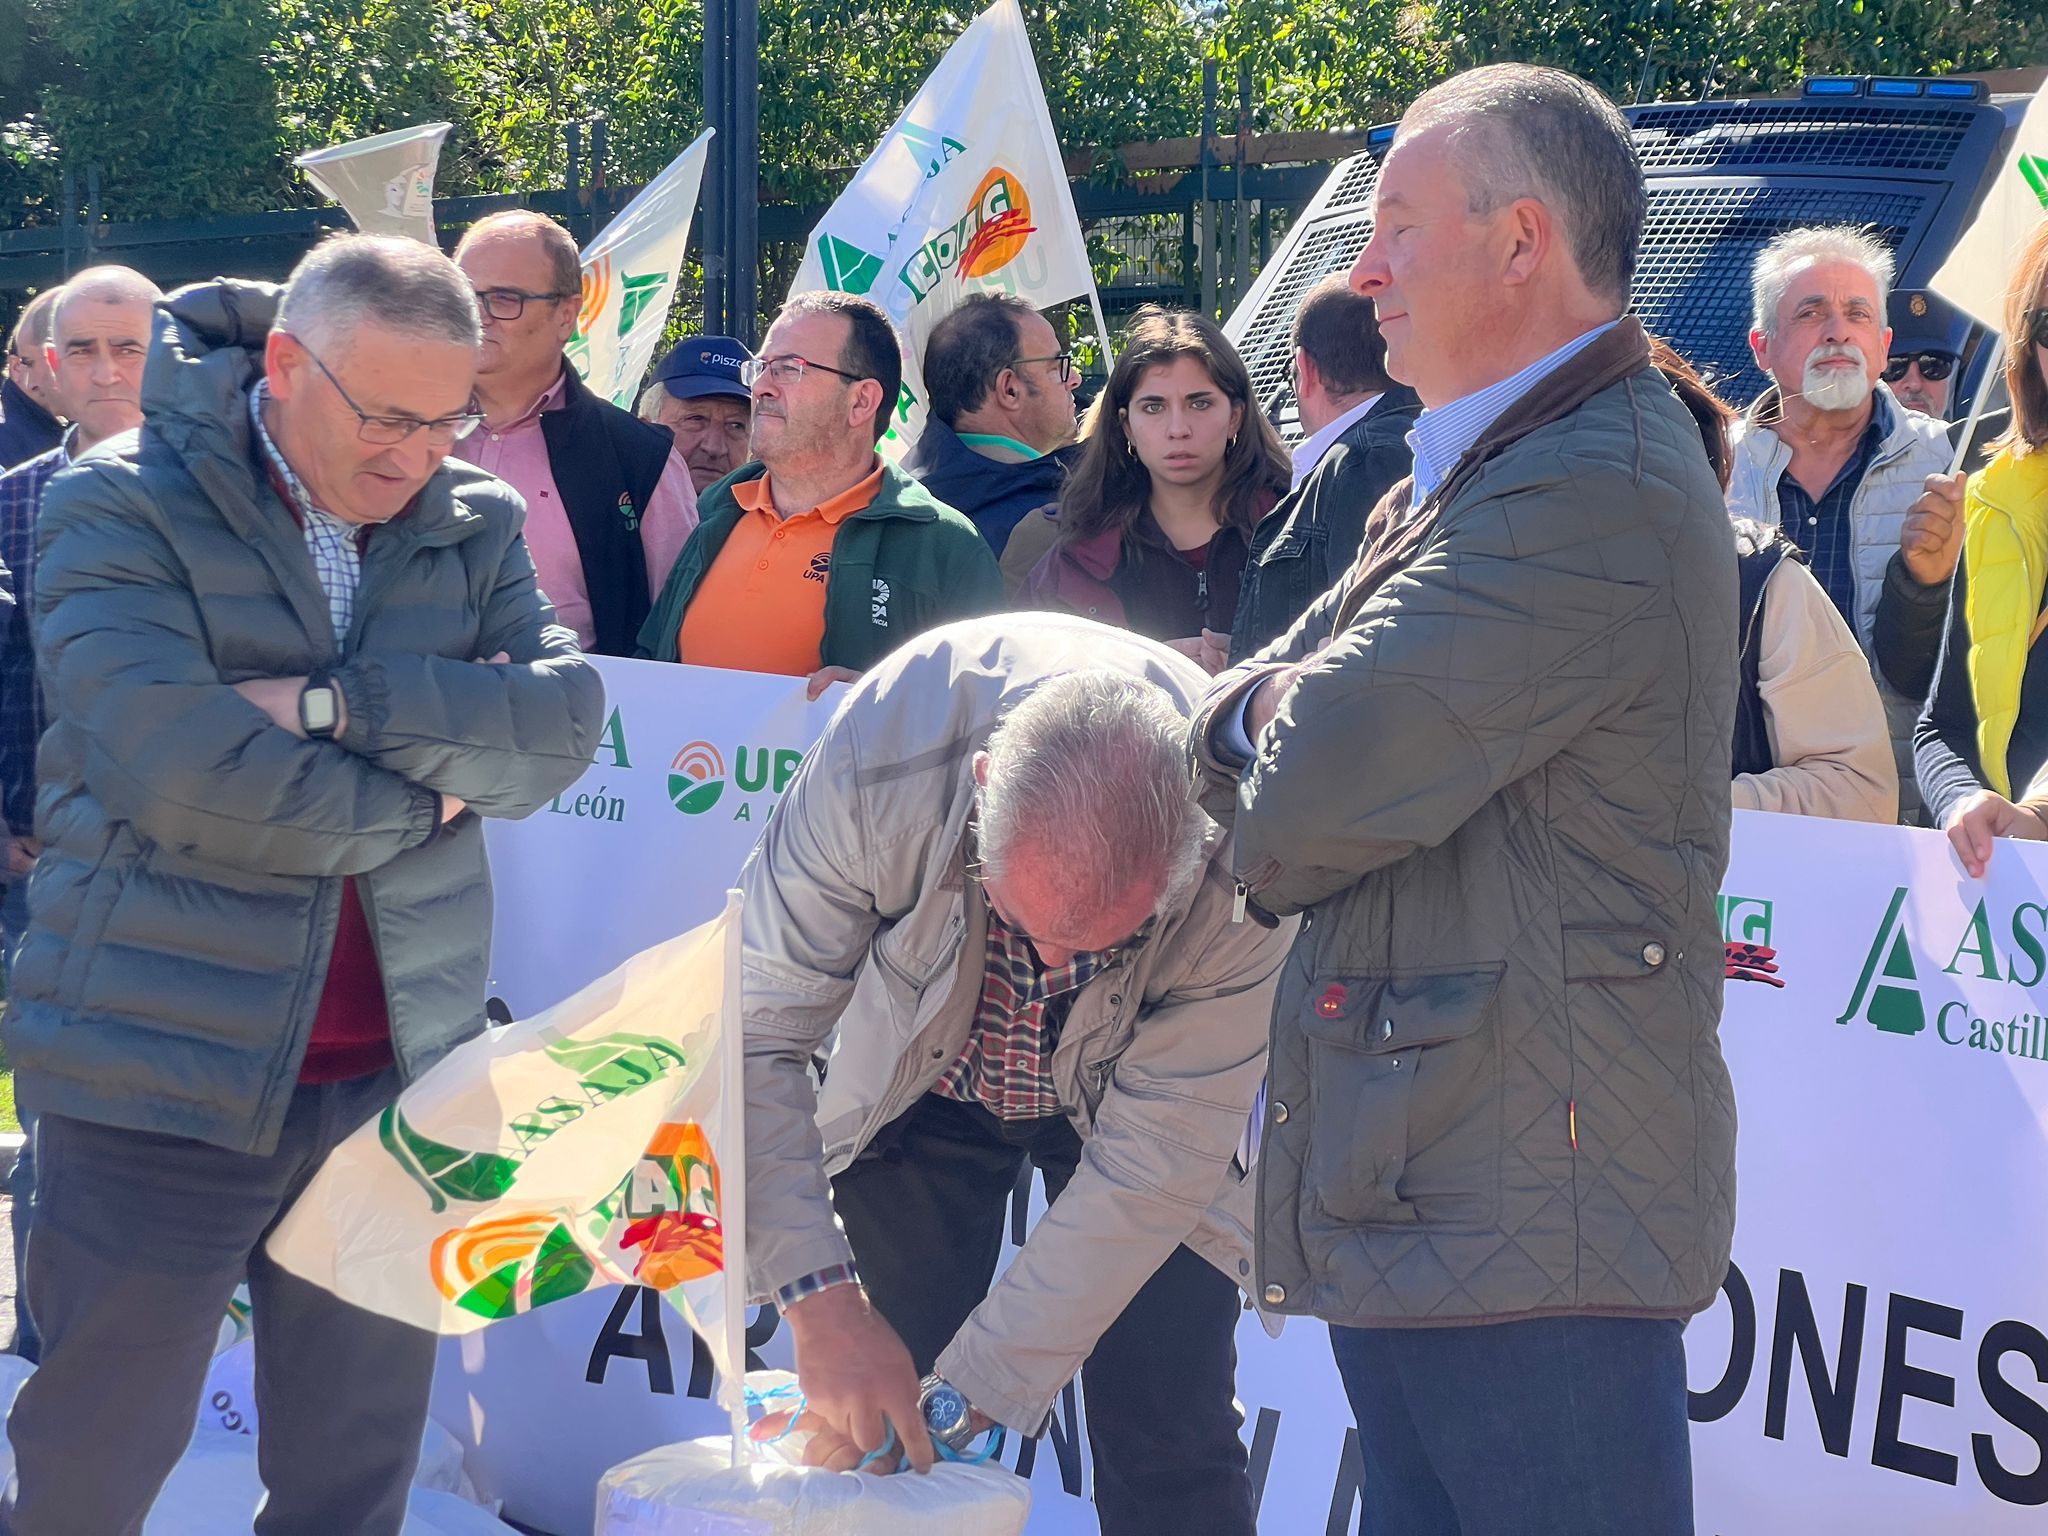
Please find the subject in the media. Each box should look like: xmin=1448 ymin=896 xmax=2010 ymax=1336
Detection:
xmin=2 ymin=874 xmax=33 ymax=1361
xmin=1327 ymin=1315 xmax=1694 ymax=1535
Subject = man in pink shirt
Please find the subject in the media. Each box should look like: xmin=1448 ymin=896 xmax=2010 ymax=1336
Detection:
xmin=452 ymin=211 xmax=698 ymax=654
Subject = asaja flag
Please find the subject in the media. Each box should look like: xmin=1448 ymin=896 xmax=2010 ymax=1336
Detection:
xmin=266 ymin=892 xmax=750 ymax=1417
xmin=571 ymin=130 xmax=715 ymax=408
xmin=787 ymin=0 xmax=1108 ymax=456
xmin=1930 ymin=91 xmax=2048 ymax=331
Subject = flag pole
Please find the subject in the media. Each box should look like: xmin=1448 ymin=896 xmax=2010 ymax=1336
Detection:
xmin=1089 ymin=288 xmax=1116 ymax=373
xmin=718 ymin=887 xmax=752 ymax=1467
xmin=1950 ymin=335 xmax=2005 ymax=478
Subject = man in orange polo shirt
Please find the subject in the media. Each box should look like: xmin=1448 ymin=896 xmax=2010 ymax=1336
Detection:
xmin=636 ymin=293 xmax=1002 ymax=690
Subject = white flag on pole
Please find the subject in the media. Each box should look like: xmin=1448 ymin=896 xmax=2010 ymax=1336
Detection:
xmin=570 ymin=130 xmax=715 ymax=408
xmin=266 ymin=892 xmax=752 ymax=1423
xmin=1930 ymin=92 xmax=2048 ymax=331
xmin=294 ymin=122 xmax=452 ymax=246
xmin=787 ymin=0 xmax=1109 ymax=456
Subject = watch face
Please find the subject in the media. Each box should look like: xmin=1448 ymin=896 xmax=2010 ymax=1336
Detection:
xmin=302 ymin=687 xmax=338 ymax=735
xmin=923 ymin=1382 xmax=970 ymax=1436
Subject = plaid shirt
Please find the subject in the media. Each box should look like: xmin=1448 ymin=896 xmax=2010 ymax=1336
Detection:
xmin=771 ymin=900 xmax=1114 ymax=1312
xmin=249 ymin=381 xmax=360 ymax=640
xmin=1773 ymin=391 xmax=1890 ymax=626
xmin=0 ymin=440 xmax=68 ymax=835
xmin=935 ymin=902 xmax=1111 ymax=1122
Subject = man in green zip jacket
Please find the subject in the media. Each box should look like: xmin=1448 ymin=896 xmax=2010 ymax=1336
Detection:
xmin=635 ymin=292 xmax=1003 ymax=692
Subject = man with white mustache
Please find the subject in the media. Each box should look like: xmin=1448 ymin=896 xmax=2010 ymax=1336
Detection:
xmin=1726 ymin=225 xmax=1962 ymax=821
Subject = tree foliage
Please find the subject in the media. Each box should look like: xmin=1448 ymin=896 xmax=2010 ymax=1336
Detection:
xmin=2 ymin=0 xmax=2046 ymax=225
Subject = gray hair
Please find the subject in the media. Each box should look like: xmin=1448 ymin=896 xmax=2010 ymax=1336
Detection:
xmin=1399 ymin=64 xmax=1645 ymax=307
xmin=978 ymin=670 xmax=1207 ymax=929
xmin=635 ymin=381 xmax=668 ymax=421
xmin=7 ymin=287 xmax=61 ymax=355
xmin=51 ymin=265 xmax=163 ymax=344
xmin=277 ymin=233 xmax=481 ymax=354
xmin=1750 ymin=225 xmax=1896 ymax=336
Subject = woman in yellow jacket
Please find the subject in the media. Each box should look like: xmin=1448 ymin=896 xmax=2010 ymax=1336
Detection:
xmin=1892 ymin=216 xmax=2048 ymax=874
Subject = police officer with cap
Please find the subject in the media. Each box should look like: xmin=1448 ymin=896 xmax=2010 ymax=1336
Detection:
xmin=1885 ymin=289 xmax=1963 ymax=422
xmin=639 ymin=335 xmax=754 ymax=493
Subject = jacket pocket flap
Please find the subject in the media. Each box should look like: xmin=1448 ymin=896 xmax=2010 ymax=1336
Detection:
xmin=1562 ymin=928 xmax=1673 ymax=981
xmin=1299 ymin=965 xmax=1505 ymax=1053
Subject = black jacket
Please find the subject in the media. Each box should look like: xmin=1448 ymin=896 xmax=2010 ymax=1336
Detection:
xmin=901 ymin=417 xmax=1070 ymax=557
xmin=1229 ymin=385 xmax=1422 ymax=660
xmin=1912 ymin=548 xmax=2048 ymax=824
xmin=0 ymin=377 xmax=63 ymax=472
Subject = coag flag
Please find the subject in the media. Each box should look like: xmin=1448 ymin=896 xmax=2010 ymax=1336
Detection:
xmin=267 ymin=892 xmax=751 ymax=1433
xmin=571 ymin=130 xmax=715 ymax=408
xmin=787 ymin=0 xmax=1110 ymax=456
xmin=1930 ymin=90 xmax=2048 ymax=331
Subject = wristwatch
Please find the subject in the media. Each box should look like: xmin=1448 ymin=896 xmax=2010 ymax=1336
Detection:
xmin=299 ymin=670 xmax=342 ymax=739
xmin=918 ymin=1373 xmax=980 ymax=1454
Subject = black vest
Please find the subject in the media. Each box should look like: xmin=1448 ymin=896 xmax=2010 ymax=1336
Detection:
xmin=1732 ymin=521 xmax=1802 ymax=779
xmin=537 ymin=367 xmax=674 ymax=656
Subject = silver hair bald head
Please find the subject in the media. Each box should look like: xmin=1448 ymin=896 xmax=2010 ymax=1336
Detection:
xmin=1751 ymin=225 xmax=1895 ymax=337
xmin=978 ymin=670 xmax=1208 ymax=929
xmin=50 ymin=265 xmax=164 ymax=344
xmin=277 ymin=232 xmax=481 ymax=356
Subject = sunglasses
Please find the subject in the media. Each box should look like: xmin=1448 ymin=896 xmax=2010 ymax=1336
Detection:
xmin=1881 ymin=351 xmax=1955 ymax=384
xmin=2029 ymin=309 xmax=2048 ymax=351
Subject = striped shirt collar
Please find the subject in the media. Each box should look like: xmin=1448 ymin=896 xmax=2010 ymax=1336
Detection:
xmin=1407 ymin=320 xmax=1621 ymax=502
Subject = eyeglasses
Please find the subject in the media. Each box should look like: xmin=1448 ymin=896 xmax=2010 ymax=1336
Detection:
xmin=738 ymin=354 xmax=864 ymax=389
xmin=294 ymin=340 xmax=484 ymax=446
xmin=473 ymin=287 xmax=579 ymax=322
xmin=1011 ymin=351 xmax=1076 ymax=383
xmin=1881 ymin=351 xmax=1955 ymax=383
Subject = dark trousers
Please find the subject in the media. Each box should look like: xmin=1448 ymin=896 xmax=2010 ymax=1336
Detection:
xmin=1328 ymin=1315 xmax=1694 ymax=1536
xmin=2 ymin=875 xmax=35 ymax=1363
xmin=831 ymin=1092 xmax=1254 ymax=1536
xmin=2 ymin=1070 xmax=436 ymax=1536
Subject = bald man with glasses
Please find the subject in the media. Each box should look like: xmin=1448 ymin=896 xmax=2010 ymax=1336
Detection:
xmin=452 ymin=210 xmax=699 ymax=656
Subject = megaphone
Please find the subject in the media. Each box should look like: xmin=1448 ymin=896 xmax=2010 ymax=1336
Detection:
xmin=295 ymin=123 xmax=453 ymax=245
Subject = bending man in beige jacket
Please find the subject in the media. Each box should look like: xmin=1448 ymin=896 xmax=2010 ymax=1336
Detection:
xmin=1732 ymin=517 xmax=1898 ymax=822
xmin=738 ymin=613 xmax=1293 ymax=1535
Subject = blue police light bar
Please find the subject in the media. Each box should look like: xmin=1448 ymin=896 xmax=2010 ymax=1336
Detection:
xmin=1799 ymin=74 xmax=1988 ymax=101
xmin=1366 ymin=123 xmax=1397 ymax=149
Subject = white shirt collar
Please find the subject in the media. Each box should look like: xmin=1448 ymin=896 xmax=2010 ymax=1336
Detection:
xmin=1290 ymin=392 xmax=1384 ymax=488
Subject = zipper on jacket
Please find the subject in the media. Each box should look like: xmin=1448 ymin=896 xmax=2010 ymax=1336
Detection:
xmin=1231 ymin=880 xmax=1248 ymax=923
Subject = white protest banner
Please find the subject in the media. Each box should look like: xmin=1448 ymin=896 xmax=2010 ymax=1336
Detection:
xmin=570 ymin=131 xmax=714 ymax=409
xmin=786 ymin=0 xmax=1109 ymax=457
xmin=439 ymin=658 xmax=2048 ymax=1533
xmin=294 ymin=122 xmax=452 ymax=245
xmin=481 ymin=657 xmax=843 ymax=1020
xmin=1931 ymin=90 xmax=2048 ymax=331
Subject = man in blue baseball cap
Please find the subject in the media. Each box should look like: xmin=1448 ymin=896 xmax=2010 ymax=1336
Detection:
xmin=639 ymin=335 xmax=754 ymax=494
